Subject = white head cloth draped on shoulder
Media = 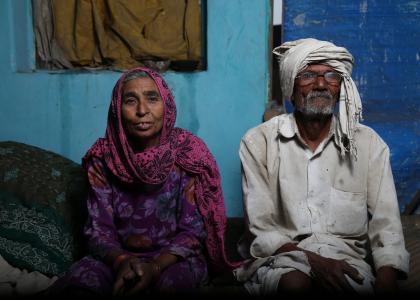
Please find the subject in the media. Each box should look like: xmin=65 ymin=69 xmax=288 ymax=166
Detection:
xmin=273 ymin=38 xmax=363 ymax=158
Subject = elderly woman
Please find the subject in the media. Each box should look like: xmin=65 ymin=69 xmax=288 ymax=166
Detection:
xmin=49 ymin=67 xmax=238 ymax=296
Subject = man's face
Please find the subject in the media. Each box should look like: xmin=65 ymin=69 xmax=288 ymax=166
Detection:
xmin=292 ymin=64 xmax=341 ymax=118
xmin=121 ymin=77 xmax=164 ymax=151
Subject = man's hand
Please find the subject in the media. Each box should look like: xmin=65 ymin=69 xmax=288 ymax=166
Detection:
xmin=275 ymin=243 xmax=364 ymax=293
xmin=374 ymin=266 xmax=398 ymax=294
xmin=305 ymin=251 xmax=363 ymax=293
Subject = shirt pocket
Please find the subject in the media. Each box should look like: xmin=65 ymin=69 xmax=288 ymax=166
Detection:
xmin=327 ymin=187 xmax=367 ymax=236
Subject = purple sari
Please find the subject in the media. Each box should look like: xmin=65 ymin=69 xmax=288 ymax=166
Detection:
xmin=48 ymin=67 xmax=240 ymax=295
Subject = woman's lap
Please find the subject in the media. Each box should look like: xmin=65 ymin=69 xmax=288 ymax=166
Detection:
xmin=47 ymin=255 xmax=207 ymax=295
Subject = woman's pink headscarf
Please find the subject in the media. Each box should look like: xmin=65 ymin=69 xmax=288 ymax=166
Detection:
xmin=83 ymin=67 xmax=240 ymax=274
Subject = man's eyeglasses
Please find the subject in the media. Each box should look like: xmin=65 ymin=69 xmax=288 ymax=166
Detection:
xmin=295 ymin=71 xmax=342 ymax=86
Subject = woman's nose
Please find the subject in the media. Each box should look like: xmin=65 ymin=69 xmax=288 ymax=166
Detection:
xmin=136 ymin=100 xmax=149 ymax=115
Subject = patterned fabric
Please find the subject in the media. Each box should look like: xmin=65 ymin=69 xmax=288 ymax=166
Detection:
xmin=0 ymin=141 xmax=88 ymax=225
xmin=0 ymin=141 xmax=88 ymax=275
xmin=49 ymin=162 xmax=209 ymax=293
xmin=83 ymin=67 xmax=240 ymax=274
xmin=84 ymin=159 xmax=207 ymax=262
xmin=0 ymin=191 xmax=73 ymax=276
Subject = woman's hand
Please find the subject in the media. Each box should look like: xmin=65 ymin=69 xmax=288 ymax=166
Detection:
xmin=112 ymin=256 xmax=161 ymax=296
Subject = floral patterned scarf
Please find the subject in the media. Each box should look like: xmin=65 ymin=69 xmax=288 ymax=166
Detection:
xmin=83 ymin=67 xmax=240 ymax=274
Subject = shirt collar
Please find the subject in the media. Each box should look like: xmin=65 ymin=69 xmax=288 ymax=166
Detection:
xmin=277 ymin=113 xmax=297 ymax=138
xmin=278 ymin=113 xmax=341 ymax=148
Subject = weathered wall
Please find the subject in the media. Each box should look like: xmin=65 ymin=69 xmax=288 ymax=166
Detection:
xmin=283 ymin=0 xmax=420 ymax=211
xmin=0 ymin=0 xmax=271 ymax=217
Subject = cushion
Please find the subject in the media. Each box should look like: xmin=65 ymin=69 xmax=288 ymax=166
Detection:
xmin=0 ymin=141 xmax=89 ymax=276
xmin=0 ymin=191 xmax=73 ymax=276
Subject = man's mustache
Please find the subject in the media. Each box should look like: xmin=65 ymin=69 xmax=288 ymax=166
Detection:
xmin=306 ymin=91 xmax=334 ymax=101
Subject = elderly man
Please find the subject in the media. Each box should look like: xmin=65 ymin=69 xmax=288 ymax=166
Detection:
xmin=234 ymin=38 xmax=409 ymax=295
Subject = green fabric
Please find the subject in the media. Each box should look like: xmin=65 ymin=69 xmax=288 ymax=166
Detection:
xmin=0 ymin=141 xmax=89 ymax=275
xmin=0 ymin=191 xmax=73 ymax=276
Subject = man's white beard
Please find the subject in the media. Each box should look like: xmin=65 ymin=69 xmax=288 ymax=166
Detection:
xmin=297 ymin=90 xmax=336 ymax=117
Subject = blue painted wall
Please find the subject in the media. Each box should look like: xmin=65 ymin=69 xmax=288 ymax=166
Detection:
xmin=0 ymin=0 xmax=271 ymax=217
xmin=283 ymin=0 xmax=420 ymax=212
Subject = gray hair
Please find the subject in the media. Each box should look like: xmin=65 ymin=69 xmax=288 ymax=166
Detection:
xmin=122 ymin=71 xmax=150 ymax=84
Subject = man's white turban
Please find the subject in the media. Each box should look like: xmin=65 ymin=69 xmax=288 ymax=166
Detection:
xmin=273 ymin=38 xmax=363 ymax=158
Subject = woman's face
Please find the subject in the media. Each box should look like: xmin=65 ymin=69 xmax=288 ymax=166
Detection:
xmin=121 ymin=77 xmax=164 ymax=151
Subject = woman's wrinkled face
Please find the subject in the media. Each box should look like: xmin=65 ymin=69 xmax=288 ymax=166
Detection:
xmin=121 ymin=77 xmax=164 ymax=152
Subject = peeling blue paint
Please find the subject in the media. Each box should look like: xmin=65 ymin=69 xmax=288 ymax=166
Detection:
xmin=0 ymin=0 xmax=271 ymax=217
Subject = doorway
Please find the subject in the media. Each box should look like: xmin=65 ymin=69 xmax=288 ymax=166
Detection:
xmin=264 ymin=0 xmax=285 ymax=121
